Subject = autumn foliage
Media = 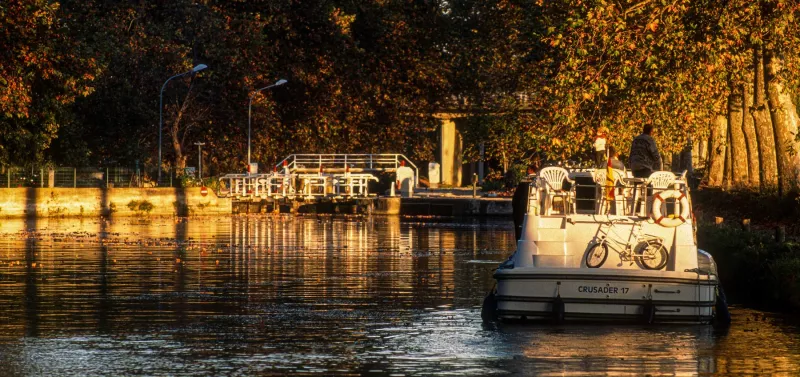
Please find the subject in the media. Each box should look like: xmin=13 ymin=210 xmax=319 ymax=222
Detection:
xmin=1 ymin=0 xmax=799 ymax=193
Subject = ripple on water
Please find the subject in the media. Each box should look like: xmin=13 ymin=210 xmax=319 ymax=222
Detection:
xmin=0 ymin=216 xmax=798 ymax=376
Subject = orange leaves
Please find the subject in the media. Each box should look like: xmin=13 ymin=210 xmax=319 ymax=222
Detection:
xmin=330 ymin=8 xmax=355 ymax=35
xmin=647 ymin=20 xmax=659 ymax=33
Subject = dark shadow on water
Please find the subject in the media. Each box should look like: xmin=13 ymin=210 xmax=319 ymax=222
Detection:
xmin=174 ymin=189 xmax=189 ymax=328
xmin=24 ymin=188 xmax=38 ymax=337
xmin=174 ymin=186 xmax=189 ymax=217
xmin=98 ymin=205 xmax=111 ymax=333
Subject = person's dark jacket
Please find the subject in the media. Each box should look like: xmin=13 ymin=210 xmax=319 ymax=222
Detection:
xmin=628 ymin=134 xmax=662 ymax=172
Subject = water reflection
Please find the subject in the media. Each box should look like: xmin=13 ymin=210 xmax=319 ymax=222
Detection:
xmin=0 ymin=216 xmax=798 ymax=376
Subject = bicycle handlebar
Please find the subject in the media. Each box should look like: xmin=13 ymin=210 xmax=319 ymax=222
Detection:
xmin=605 ymin=218 xmax=640 ymax=225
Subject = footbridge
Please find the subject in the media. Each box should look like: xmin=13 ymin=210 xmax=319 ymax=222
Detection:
xmin=218 ymin=154 xmax=417 ymax=199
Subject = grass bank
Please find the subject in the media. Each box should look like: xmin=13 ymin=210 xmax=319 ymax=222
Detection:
xmin=697 ymin=223 xmax=800 ymax=312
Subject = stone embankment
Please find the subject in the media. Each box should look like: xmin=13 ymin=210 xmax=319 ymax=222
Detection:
xmin=0 ymin=188 xmax=512 ymax=218
xmin=0 ymin=187 xmax=230 ymax=217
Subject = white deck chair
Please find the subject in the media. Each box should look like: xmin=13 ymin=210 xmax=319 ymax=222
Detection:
xmin=648 ymin=171 xmax=677 ymax=190
xmin=634 ymin=171 xmax=677 ymax=216
xmin=538 ymin=167 xmax=575 ymax=215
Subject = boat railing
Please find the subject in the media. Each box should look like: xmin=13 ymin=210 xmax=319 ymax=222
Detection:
xmin=527 ymin=169 xmax=690 ymax=218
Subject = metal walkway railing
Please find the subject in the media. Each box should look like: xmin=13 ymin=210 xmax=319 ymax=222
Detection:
xmin=218 ymin=154 xmax=417 ymax=199
xmin=275 ymin=154 xmax=418 ymax=186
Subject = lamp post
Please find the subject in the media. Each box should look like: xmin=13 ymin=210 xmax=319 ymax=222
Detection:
xmin=194 ymin=142 xmax=205 ymax=180
xmin=248 ymin=79 xmax=287 ymax=172
xmin=158 ymin=64 xmax=208 ymax=185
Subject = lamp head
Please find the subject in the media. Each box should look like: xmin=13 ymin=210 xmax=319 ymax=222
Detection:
xmin=275 ymin=79 xmax=288 ymax=86
xmin=192 ymin=64 xmax=208 ymax=73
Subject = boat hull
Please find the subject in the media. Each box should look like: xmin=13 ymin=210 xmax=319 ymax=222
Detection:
xmin=494 ymin=268 xmax=717 ymax=324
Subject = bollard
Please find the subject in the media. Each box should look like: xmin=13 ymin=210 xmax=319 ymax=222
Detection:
xmin=714 ymin=216 xmax=724 ymax=226
xmin=472 ymin=173 xmax=478 ymax=198
xmin=776 ymin=226 xmax=786 ymax=243
xmin=741 ymin=219 xmax=751 ymax=232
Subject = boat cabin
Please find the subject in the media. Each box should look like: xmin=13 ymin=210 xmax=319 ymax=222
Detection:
xmin=513 ymin=167 xmax=698 ymax=273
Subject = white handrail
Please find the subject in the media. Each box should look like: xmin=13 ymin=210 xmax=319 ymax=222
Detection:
xmin=274 ymin=154 xmax=418 ymax=186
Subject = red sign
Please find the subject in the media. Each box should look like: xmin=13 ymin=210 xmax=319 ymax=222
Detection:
xmin=200 ymin=186 xmax=208 ymax=196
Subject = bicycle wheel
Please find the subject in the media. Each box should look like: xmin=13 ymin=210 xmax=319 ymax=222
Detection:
xmin=585 ymin=243 xmax=608 ymax=268
xmin=638 ymin=240 xmax=668 ymax=270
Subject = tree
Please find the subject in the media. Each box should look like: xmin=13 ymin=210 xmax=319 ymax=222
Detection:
xmin=708 ymin=115 xmax=728 ymax=186
xmin=728 ymin=91 xmax=749 ymax=185
xmin=460 ymin=114 xmax=534 ymax=173
xmin=741 ymin=80 xmax=761 ymax=187
xmin=766 ymin=55 xmax=800 ymax=195
xmin=0 ymin=0 xmax=98 ymax=165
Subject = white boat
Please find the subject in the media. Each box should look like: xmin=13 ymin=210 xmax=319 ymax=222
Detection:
xmin=483 ymin=167 xmax=729 ymax=325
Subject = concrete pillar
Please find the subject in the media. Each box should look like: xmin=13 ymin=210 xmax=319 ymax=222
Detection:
xmin=439 ymin=117 xmax=463 ymax=186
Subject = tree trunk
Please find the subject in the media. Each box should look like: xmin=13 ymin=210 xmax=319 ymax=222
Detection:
xmin=671 ymin=152 xmax=680 ymax=172
xmin=708 ymin=115 xmax=727 ymax=186
xmin=680 ymin=138 xmax=693 ymax=175
xmin=752 ymin=49 xmax=778 ymax=190
xmin=694 ymin=138 xmax=707 ymax=170
xmin=169 ymin=84 xmax=197 ymax=173
xmin=723 ymin=123 xmax=732 ymax=189
xmin=765 ymin=54 xmax=800 ymax=196
xmin=727 ymin=91 xmax=748 ymax=186
xmin=741 ymin=79 xmax=760 ymax=188
xmin=698 ymin=138 xmax=707 ymax=167
xmin=171 ymin=125 xmax=186 ymax=171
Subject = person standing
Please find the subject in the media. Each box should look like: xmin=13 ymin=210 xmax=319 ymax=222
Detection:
xmin=608 ymin=146 xmax=625 ymax=171
xmin=593 ymin=128 xmax=608 ymax=168
xmin=628 ymin=124 xmax=663 ymax=178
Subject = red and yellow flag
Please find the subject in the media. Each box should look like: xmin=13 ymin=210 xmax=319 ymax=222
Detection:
xmin=605 ymin=155 xmax=615 ymax=201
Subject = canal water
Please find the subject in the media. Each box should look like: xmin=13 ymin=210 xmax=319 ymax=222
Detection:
xmin=0 ymin=216 xmax=798 ymax=376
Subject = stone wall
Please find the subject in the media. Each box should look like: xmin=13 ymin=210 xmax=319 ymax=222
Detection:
xmin=0 ymin=187 xmax=231 ymax=218
xmin=400 ymin=197 xmax=512 ymax=216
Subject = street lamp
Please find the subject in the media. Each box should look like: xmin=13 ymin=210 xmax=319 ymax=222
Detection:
xmin=158 ymin=64 xmax=208 ymax=184
xmin=194 ymin=142 xmax=205 ymax=180
xmin=248 ymin=79 xmax=288 ymax=172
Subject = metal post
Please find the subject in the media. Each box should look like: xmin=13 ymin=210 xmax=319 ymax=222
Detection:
xmin=247 ymin=95 xmax=253 ymax=168
xmin=7 ymin=168 xmax=10 ymax=188
xmin=40 ymin=168 xmax=43 ymax=187
xmin=195 ymin=142 xmax=205 ymax=180
xmin=106 ymin=168 xmax=109 ymax=188
xmin=159 ymin=65 xmax=208 ymax=185
xmin=158 ymin=74 xmax=182 ymax=185
xmin=479 ymin=142 xmax=485 ymax=183
xmin=73 ymin=168 xmax=77 ymax=188
xmin=248 ymin=80 xmax=287 ymax=169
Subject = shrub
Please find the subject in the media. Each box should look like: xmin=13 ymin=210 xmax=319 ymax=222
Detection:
xmin=127 ymin=200 xmax=154 ymax=213
xmin=697 ymin=223 xmax=800 ymax=311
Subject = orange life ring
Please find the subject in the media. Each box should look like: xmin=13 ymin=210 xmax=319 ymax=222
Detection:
xmin=651 ymin=189 xmax=690 ymax=227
